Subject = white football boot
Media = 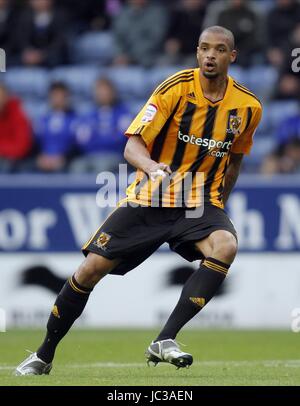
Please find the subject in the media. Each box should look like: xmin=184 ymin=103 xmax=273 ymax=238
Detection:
xmin=15 ymin=352 xmax=52 ymax=376
xmin=146 ymin=339 xmax=193 ymax=369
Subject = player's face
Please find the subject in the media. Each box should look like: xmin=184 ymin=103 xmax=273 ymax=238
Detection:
xmin=94 ymin=81 xmax=116 ymax=106
xmin=30 ymin=0 xmax=52 ymax=13
xmin=0 ymin=86 xmax=7 ymax=111
xmin=197 ymin=32 xmax=236 ymax=79
xmin=50 ymin=89 xmax=69 ymax=111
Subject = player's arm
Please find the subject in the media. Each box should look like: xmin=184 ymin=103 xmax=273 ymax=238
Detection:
xmin=123 ymin=85 xmax=177 ymax=179
xmin=222 ymin=152 xmax=243 ymax=206
xmin=124 ymin=135 xmax=171 ymax=178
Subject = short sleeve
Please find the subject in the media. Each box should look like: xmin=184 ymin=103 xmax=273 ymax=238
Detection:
xmin=125 ymin=91 xmax=175 ymax=145
xmin=231 ymin=105 xmax=262 ymax=155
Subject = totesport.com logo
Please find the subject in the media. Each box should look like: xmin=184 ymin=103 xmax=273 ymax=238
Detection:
xmin=178 ymin=130 xmax=233 ymax=157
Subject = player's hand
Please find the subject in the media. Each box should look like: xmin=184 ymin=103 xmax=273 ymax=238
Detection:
xmin=147 ymin=162 xmax=172 ymax=181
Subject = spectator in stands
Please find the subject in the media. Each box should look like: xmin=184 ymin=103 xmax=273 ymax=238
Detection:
xmin=0 ymin=83 xmax=32 ymax=172
xmin=272 ymin=73 xmax=300 ymax=100
xmin=261 ymin=107 xmax=300 ymax=174
xmin=277 ymin=22 xmax=300 ymax=75
xmin=60 ymin=0 xmax=124 ymax=33
xmin=16 ymin=0 xmax=69 ymax=67
xmin=113 ymin=0 xmax=168 ymax=67
xmin=161 ymin=0 xmax=207 ymax=66
xmin=35 ymin=82 xmax=76 ymax=172
xmin=71 ymin=77 xmax=131 ymax=173
xmin=266 ymin=0 xmax=300 ymax=69
xmin=261 ymin=139 xmax=300 ymax=174
xmin=0 ymin=0 xmax=20 ymax=65
xmin=270 ymin=19 xmax=300 ymax=98
xmin=203 ymin=0 xmax=262 ymax=66
xmin=274 ymin=108 xmax=300 ymax=146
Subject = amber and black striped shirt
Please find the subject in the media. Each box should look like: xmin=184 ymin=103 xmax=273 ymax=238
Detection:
xmin=122 ymin=68 xmax=262 ymax=209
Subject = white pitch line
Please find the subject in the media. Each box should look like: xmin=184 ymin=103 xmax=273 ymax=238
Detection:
xmin=68 ymin=360 xmax=300 ymax=369
xmin=2 ymin=359 xmax=300 ymax=371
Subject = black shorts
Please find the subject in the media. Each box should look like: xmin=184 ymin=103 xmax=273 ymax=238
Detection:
xmin=82 ymin=203 xmax=237 ymax=276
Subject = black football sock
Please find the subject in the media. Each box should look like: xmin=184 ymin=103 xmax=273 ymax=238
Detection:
xmin=37 ymin=275 xmax=92 ymax=363
xmin=155 ymin=257 xmax=230 ymax=342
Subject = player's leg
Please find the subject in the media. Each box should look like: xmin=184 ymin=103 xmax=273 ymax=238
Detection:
xmin=16 ymin=204 xmax=170 ymax=375
xmin=146 ymin=230 xmax=237 ymax=368
xmin=15 ymin=253 xmax=120 ymax=375
xmin=155 ymin=230 xmax=237 ymax=342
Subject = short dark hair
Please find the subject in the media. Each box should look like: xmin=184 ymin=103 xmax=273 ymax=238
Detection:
xmin=199 ymin=26 xmax=235 ymax=51
xmin=49 ymin=81 xmax=69 ymax=93
xmin=96 ymin=77 xmax=115 ymax=89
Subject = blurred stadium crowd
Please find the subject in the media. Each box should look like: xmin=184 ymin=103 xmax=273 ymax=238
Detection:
xmin=0 ymin=0 xmax=300 ymax=174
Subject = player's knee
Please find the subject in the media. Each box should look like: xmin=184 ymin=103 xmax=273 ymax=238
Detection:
xmin=75 ymin=260 xmax=101 ymax=288
xmin=75 ymin=254 xmax=113 ymax=288
xmin=210 ymin=231 xmax=238 ymax=263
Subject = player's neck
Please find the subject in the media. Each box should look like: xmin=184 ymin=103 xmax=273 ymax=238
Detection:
xmin=199 ymin=73 xmax=228 ymax=103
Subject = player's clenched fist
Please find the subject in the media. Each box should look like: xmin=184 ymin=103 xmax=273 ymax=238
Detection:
xmin=146 ymin=162 xmax=171 ymax=181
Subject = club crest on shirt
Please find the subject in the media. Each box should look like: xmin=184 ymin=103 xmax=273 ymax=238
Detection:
xmin=227 ymin=115 xmax=241 ymax=135
xmin=94 ymin=232 xmax=111 ymax=250
xmin=141 ymin=103 xmax=158 ymax=123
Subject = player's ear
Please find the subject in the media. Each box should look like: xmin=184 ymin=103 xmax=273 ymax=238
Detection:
xmin=230 ymin=49 xmax=237 ymax=64
xmin=196 ymin=46 xmax=200 ymax=62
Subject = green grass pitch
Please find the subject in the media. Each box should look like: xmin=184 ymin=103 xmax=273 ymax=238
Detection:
xmin=0 ymin=329 xmax=300 ymax=386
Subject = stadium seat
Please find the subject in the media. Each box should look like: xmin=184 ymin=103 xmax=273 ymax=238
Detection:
xmin=51 ymin=65 xmax=101 ymax=98
xmin=256 ymin=103 xmax=271 ymax=135
xmin=146 ymin=66 xmax=185 ymax=93
xmin=105 ymin=66 xmax=146 ymax=99
xmin=127 ymin=99 xmax=145 ymax=115
xmin=23 ymin=99 xmax=48 ymax=123
xmin=245 ymin=66 xmax=278 ymax=99
xmin=228 ymin=65 xmax=245 ymax=84
xmin=250 ymin=136 xmax=275 ymax=159
xmin=4 ymin=68 xmax=49 ymax=99
xmin=252 ymin=0 xmax=275 ymax=13
xmin=268 ymin=100 xmax=299 ymax=132
xmin=243 ymin=135 xmax=275 ymax=171
xmin=74 ymin=99 xmax=94 ymax=114
xmin=72 ymin=32 xmax=115 ymax=65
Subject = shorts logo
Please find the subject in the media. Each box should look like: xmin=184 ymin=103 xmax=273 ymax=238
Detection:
xmin=141 ymin=103 xmax=158 ymax=123
xmin=52 ymin=305 xmax=60 ymax=319
xmin=227 ymin=115 xmax=241 ymax=135
xmin=189 ymin=297 xmax=206 ymax=308
xmin=95 ymin=232 xmax=111 ymax=250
